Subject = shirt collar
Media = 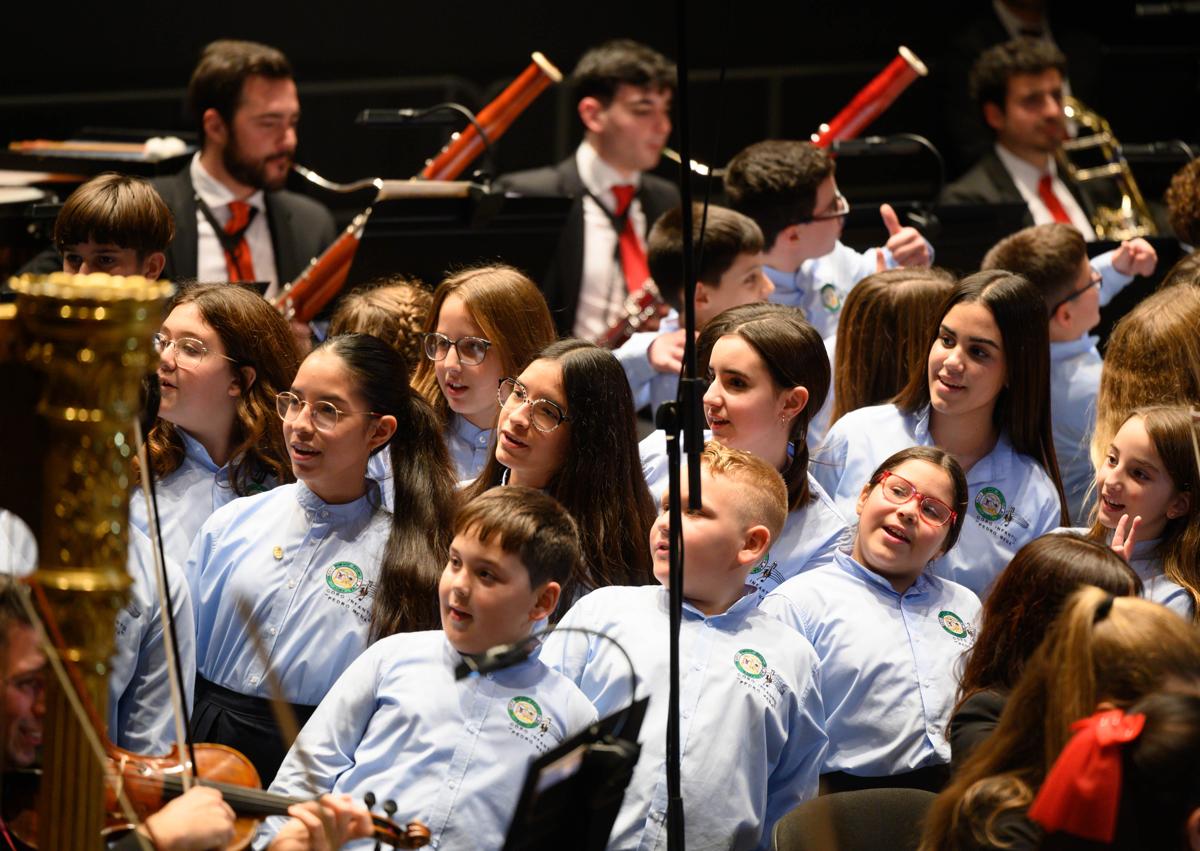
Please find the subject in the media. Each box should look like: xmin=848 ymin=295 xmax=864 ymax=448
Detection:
xmin=190 ymin=152 xmax=266 ymax=213
xmin=451 ymin=414 xmax=493 ymax=448
xmin=655 ymin=584 xmax=759 ymax=627
xmin=294 ymin=478 xmax=382 ymax=520
xmin=764 ymin=264 xmax=801 ymax=294
xmin=576 ymin=141 xmax=641 ymax=200
xmin=833 ymin=548 xmax=931 ymax=598
xmin=178 ymin=428 xmax=224 ymax=474
xmin=1051 ymin=334 xmax=1099 ymax=360
xmin=994 ymin=142 xmax=1059 ymax=187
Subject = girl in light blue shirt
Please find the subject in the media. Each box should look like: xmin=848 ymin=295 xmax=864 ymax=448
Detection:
xmin=814 ymin=270 xmax=1069 ymax=597
xmin=1080 ymin=405 xmax=1200 ymax=620
xmin=409 ymin=265 xmax=558 ymax=483
xmin=642 ymin=303 xmax=850 ymax=603
xmin=187 ymin=333 xmax=456 ymax=784
xmin=762 ymin=445 xmax=981 ymax=790
xmin=132 ymin=283 xmax=299 ymax=568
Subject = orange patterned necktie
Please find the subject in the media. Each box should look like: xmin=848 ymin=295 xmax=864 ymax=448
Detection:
xmin=223 ymin=200 xmax=257 ymax=282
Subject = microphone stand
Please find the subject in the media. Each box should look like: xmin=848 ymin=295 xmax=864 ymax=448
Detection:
xmin=657 ymin=3 xmax=704 ymax=848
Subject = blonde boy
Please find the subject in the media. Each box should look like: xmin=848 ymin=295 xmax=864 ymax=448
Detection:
xmin=541 ymin=442 xmax=827 ymax=851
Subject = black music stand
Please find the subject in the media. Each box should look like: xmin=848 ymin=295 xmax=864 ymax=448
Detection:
xmin=345 ymin=188 xmax=571 ymax=290
xmin=501 ymin=698 xmax=649 ymax=851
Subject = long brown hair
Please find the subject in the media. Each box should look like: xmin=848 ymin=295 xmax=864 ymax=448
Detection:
xmin=957 ymin=533 xmax=1140 ymax=708
xmin=329 ymin=276 xmax=432 ymax=375
xmin=1091 ymin=286 xmax=1200 ymax=476
xmin=920 ymin=588 xmax=1200 ymax=851
xmin=1087 ymin=406 xmax=1200 ymax=617
xmin=144 ymin=283 xmax=298 ymax=494
xmin=317 ymin=334 xmax=457 ymax=641
xmin=463 ymin=339 xmax=656 ymax=607
xmin=894 ymin=269 xmax=1068 ymax=525
xmin=411 ymin=265 xmax=557 ymax=426
xmin=831 ymin=267 xmax=954 ymax=425
xmin=698 ymin=303 xmax=829 ymax=511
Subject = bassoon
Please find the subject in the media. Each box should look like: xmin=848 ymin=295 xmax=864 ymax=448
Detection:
xmin=275 ymin=53 xmax=563 ymax=324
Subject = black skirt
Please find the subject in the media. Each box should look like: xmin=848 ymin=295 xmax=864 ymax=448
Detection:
xmin=191 ymin=675 xmax=318 ymax=787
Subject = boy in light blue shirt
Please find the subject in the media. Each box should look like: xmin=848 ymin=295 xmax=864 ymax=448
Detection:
xmin=723 ymin=139 xmax=934 ymax=340
xmin=982 ymin=223 xmax=1158 ymax=522
xmin=542 ymin=442 xmax=827 ymax=851
xmin=259 ymin=486 xmax=597 ymax=850
xmin=614 ymin=203 xmax=772 ymax=412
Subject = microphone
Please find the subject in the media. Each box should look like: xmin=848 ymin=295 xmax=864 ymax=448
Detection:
xmin=356 ymin=108 xmax=462 ymax=127
xmin=1120 ymin=141 xmax=1196 ymax=161
xmin=454 ymin=635 xmax=539 ymax=680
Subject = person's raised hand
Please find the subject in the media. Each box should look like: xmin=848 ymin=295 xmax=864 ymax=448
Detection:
xmin=880 ymin=203 xmax=930 ymax=268
xmin=1111 ymin=238 xmax=1158 ymax=278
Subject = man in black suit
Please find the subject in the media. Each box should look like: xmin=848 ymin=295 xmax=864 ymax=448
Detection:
xmin=495 ymin=39 xmax=679 ymax=340
xmin=17 ymin=40 xmax=335 ymax=292
xmin=940 ymin=39 xmax=1101 ymax=240
xmin=169 ymin=39 xmax=335 ymax=295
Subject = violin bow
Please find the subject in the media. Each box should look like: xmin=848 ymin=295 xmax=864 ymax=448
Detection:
xmin=14 ymin=581 xmax=151 ymax=848
xmin=131 ymin=418 xmax=197 ymax=789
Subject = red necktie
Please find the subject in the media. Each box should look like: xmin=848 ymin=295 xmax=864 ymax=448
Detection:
xmin=224 ymin=200 xmax=257 ymax=282
xmin=611 ymin=184 xmax=650 ymax=292
xmin=1037 ymin=174 xmax=1072 ymax=225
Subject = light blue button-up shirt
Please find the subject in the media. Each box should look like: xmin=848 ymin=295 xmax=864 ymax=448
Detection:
xmin=130 ymin=429 xmax=272 ymax=569
xmin=543 ymin=585 xmax=827 ymax=851
xmin=257 ymin=630 xmax=597 ymax=850
xmin=765 ymin=238 xmax=933 ymax=340
xmin=641 ymin=432 xmax=851 ymax=603
xmin=366 ymin=413 xmax=491 ymax=511
xmin=1059 ymin=527 xmax=1195 ymax=620
xmin=111 ymin=525 xmax=197 ymax=755
xmin=1049 ymin=250 xmax=1134 ymax=524
xmin=186 ymin=480 xmax=391 ymax=705
xmin=812 ymin=403 xmax=1063 ymax=598
xmin=1 ymin=516 xmax=197 ymax=754
xmin=761 ymin=549 xmax=980 ymax=776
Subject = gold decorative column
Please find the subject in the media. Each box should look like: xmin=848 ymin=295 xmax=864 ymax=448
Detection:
xmin=10 ymin=273 xmax=171 ymax=850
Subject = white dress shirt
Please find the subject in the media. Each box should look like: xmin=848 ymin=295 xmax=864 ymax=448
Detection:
xmin=190 ymin=154 xmax=280 ymax=295
xmin=993 ymin=144 xmax=1096 ymax=240
xmin=573 ymin=141 xmax=650 ymax=341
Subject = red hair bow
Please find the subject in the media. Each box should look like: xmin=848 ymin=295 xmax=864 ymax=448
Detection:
xmin=1028 ymin=708 xmax=1146 ymax=842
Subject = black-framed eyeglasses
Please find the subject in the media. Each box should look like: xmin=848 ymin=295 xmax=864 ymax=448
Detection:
xmin=497 ymin=377 xmax=570 ymax=433
xmin=873 ymin=470 xmax=958 ymax=528
xmin=421 ymin=332 xmax=492 ymax=366
xmin=275 ymin=391 xmax=381 ymax=432
xmin=798 ymin=191 xmax=851 ymax=224
xmin=153 ymin=333 xmax=238 ymax=370
xmin=1050 ymin=268 xmax=1102 ymax=314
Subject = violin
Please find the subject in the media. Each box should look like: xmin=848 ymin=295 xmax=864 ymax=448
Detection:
xmin=4 ymin=742 xmax=430 ymax=850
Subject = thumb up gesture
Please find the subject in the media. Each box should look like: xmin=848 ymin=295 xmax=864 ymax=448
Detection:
xmin=879 ymin=203 xmax=931 ymax=269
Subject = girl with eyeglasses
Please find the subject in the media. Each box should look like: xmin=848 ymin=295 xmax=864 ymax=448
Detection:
xmin=462 ymin=339 xmax=656 ymax=610
xmin=133 ymin=282 xmax=299 ymax=569
xmin=761 ymin=445 xmax=981 ymax=792
xmin=813 ymin=270 xmax=1069 ymax=599
xmin=640 ymin=302 xmax=850 ymax=604
xmin=185 ymin=333 xmax=456 ymax=785
xmin=410 ymin=265 xmax=557 ymax=482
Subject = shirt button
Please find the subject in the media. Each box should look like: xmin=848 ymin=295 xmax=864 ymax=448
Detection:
xmin=269 ymin=627 xmax=277 ymax=636
xmin=287 ymin=580 xmax=296 ymax=589
xmin=447 ymin=780 xmax=456 ymax=790
xmin=320 ymin=510 xmax=330 ymax=520
xmin=249 ymin=676 xmax=259 ymax=685
xmin=466 ymin=723 xmax=478 ymax=734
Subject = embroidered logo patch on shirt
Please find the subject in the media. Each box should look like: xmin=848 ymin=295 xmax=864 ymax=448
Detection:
xmin=734 ymin=649 xmax=767 ymax=678
xmin=325 ymin=561 xmax=363 ymax=594
xmin=974 ymin=487 xmax=1006 ymax=521
xmin=508 ymin=696 xmax=543 ymax=729
xmin=819 ymin=283 xmax=842 ymax=313
xmin=938 ymin=610 xmax=975 ymax=649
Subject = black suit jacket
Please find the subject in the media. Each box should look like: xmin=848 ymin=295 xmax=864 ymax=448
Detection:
xmin=495 ymin=156 xmax=680 ymax=336
xmin=150 ymin=168 xmax=336 ymax=284
xmin=938 ymin=148 xmax=1098 ymax=230
xmin=17 ymin=166 xmax=337 ymax=285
